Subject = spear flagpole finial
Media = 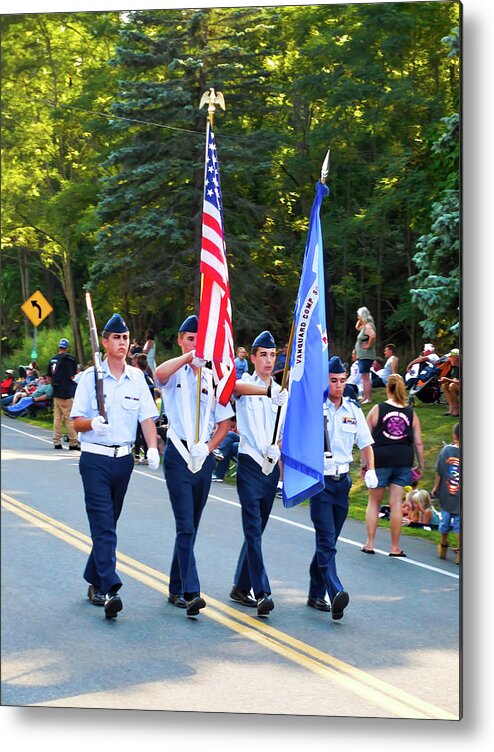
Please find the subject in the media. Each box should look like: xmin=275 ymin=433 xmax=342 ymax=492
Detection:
xmin=199 ymin=87 xmax=226 ymax=127
xmin=320 ymin=149 xmax=330 ymax=184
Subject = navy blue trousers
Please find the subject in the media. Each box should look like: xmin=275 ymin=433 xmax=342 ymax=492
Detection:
xmin=164 ymin=441 xmax=214 ymax=598
xmin=234 ymin=454 xmax=279 ymax=598
xmin=79 ymin=451 xmax=134 ymax=595
xmin=309 ymin=474 xmax=352 ymax=601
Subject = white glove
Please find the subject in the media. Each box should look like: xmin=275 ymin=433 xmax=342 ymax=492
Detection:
xmin=146 ymin=447 xmax=160 ymax=470
xmin=91 ymin=415 xmax=110 ymax=435
xmin=191 ymin=350 xmax=207 ymax=369
xmin=261 ymin=444 xmax=280 ymax=475
xmin=187 ymin=441 xmax=209 ymax=473
xmin=267 ymin=444 xmax=281 ymax=462
xmin=364 ymin=469 xmax=379 ymax=489
xmin=271 ymin=387 xmax=288 ymax=407
xmin=324 ymin=452 xmax=335 ymax=475
xmin=190 ymin=442 xmax=209 ymax=460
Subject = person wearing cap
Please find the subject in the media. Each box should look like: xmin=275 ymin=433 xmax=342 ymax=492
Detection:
xmin=405 ymin=343 xmax=440 ymax=383
xmin=25 ymin=366 xmax=39 ymax=385
xmin=439 ymin=349 xmax=460 ymax=416
xmin=71 ymin=313 xmax=159 ymax=619
xmin=229 ymin=330 xmax=288 ymax=617
xmin=307 ymin=356 xmax=376 ymax=621
xmin=47 ymin=337 xmax=80 ymax=450
xmin=155 ymin=314 xmax=234 ymax=618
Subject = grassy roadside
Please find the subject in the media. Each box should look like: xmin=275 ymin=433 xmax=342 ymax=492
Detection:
xmin=11 ymin=390 xmax=457 ymax=545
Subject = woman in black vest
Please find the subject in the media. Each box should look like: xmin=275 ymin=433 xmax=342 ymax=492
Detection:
xmin=362 ymin=374 xmax=424 ymax=557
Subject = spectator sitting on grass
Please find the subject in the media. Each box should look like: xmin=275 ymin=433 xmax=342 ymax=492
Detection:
xmin=438 ymin=349 xmax=460 ymax=417
xmin=405 ymin=343 xmax=440 ymax=389
xmin=380 ymin=344 xmax=399 ymax=386
xmin=1 ymin=369 xmax=15 ymax=399
xmin=370 ymin=358 xmax=385 ymax=388
xmin=4 ymin=375 xmax=53 ymax=415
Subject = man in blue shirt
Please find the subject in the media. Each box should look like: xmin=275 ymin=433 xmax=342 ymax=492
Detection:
xmin=71 ymin=313 xmax=159 ymax=619
xmin=234 ymin=346 xmax=249 ymax=379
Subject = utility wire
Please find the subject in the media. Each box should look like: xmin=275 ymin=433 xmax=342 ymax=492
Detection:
xmin=64 ymin=104 xmax=202 ymax=136
xmin=63 ymin=103 xmax=265 ymax=146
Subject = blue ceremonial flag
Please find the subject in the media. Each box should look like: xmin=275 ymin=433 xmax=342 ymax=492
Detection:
xmin=281 ymin=181 xmax=329 ymax=508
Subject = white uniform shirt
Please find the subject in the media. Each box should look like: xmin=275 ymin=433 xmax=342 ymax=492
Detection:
xmin=347 ymin=361 xmax=363 ymax=392
xmin=325 ymin=396 xmax=373 ymax=465
xmin=380 ymin=357 xmax=393 ymax=385
xmin=160 ymin=364 xmax=233 ymax=443
xmin=236 ymin=373 xmax=284 ymax=458
xmin=70 ymin=361 xmax=158 ymax=445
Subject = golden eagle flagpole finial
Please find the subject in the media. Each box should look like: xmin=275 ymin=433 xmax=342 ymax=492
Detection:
xmin=199 ymin=87 xmax=225 ymax=127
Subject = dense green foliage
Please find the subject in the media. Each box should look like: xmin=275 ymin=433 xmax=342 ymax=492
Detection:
xmin=2 ymin=3 xmax=460 ymax=366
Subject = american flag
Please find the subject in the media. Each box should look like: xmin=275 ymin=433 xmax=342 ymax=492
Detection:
xmin=195 ymin=125 xmax=236 ymax=406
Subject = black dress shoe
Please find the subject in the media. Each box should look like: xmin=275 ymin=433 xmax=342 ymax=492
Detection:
xmin=230 ymin=585 xmax=257 ymax=607
xmin=69 ymin=443 xmax=81 ymax=451
xmin=186 ymin=595 xmax=206 ymax=617
xmin=104 ymin=592 xmax=123 ymax=619
xmin=168 ymin=593 xmax=187 ymax=609
xmin=307 ymin=596 xmax=331 ymax=612
xmin=54 ymin=444 xmax=63 ymax=450
xmin=256 ymin=593 xmax=274 ymax=617
xmin=331 ymin=591 xmax=349 ymax=620
xmin=87 ymin=584 xmax=105 ymax=606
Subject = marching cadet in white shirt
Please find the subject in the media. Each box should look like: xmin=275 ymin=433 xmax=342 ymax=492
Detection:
xmin=155 ymin=315 xmax=234 ymax=618
xmin=71 ymin=314 xmax=159 ymax=620
xmin=307 ymin=355 xmax=377 ymax=621
xmin=229 ymin=330 xmax=288 ymax=617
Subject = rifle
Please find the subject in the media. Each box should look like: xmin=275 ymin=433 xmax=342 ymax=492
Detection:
xmin=85 ymin=292 xmax=107 ymax=422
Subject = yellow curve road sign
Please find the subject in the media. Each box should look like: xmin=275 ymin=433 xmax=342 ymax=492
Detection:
xmin=21 ymin=290 xmax=53 ymax=327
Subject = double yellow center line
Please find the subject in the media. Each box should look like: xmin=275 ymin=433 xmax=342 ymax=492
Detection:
xmin=1 ymin=492 xmax=457 ymax=720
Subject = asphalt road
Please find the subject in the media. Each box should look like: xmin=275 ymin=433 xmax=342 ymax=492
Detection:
xmin=1 ymin=419 xmax=460 ymax=719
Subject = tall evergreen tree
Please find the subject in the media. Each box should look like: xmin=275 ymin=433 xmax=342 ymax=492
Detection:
xmin=92 ymin=7 xmax=286 ymax=342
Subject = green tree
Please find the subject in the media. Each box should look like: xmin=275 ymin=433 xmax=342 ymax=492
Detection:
xmin=1 ymin=12 xmax=122 ymax=361
xmin=91 ymin=6 xmax=290 ymax=343
xmin=1 ymin=4 xmax=460 ymax=361
xmin=409 ymin=113 xmax=460 ymax=342
xmin=409 ymin=24 xmax=460 ymax=345
xmin=260 ymin=2 xmax=460 ymax=354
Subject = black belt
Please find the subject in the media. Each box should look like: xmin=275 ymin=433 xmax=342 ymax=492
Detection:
xmin=168 ymin=438 xmax=212 ymax=448
xmin=327 ymin=473 xmax=348 ymax=482
xmin=166 ymin=438 xmax=188 ymax=448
